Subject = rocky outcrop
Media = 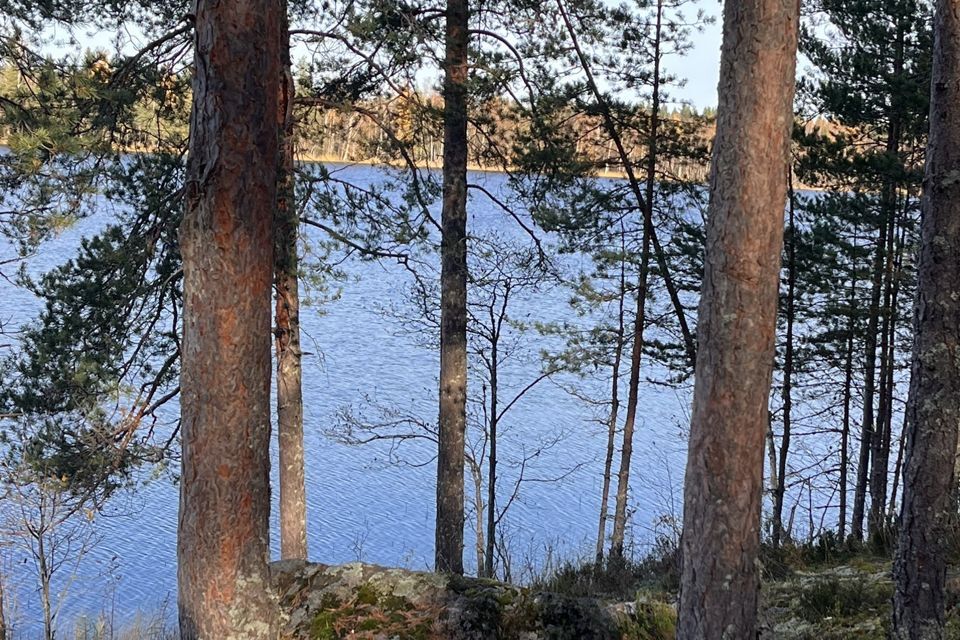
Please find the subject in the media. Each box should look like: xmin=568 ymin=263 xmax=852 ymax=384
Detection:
xmin=270 ymin=561 xmax=676 ymax=640
xmin=269 ymin=557 xmax=960 ymax=639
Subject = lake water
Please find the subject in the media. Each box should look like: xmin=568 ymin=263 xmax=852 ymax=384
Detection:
xmin=0 ymin=164 xmax=697 ymax=635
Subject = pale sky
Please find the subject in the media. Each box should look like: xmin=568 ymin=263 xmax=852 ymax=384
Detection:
xmin=672 ymin=0 xmax=724 ymax=109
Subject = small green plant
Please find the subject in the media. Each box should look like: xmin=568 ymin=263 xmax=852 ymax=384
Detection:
xmin=532 ymin=540 xmax=678 ymax=601
xmin=795 ymin=577 xmax=892 ymax=622
xmin=621 ymin=601 xmax=676 ymax=640
xmin=759 ymin=533 xmax=888 ymax=580
xmin=310 ymin=609 xmax=342 ymax=640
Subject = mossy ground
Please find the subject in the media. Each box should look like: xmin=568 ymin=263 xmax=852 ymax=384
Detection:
xmin=760 ymin=556 xmax=960 ymax=639
xmin=275 ymin=561 xmax=671 ymax=639
xmin=275 ymin=556 xmax=960 ymax=639
xmin=759 ymin=561 xmax=892 ymax=639
xmin=306 ymin=582 xmax=435 ymax=640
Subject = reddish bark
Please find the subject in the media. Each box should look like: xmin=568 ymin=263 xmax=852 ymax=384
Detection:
xmin=676 ymin=0 xmax=798 ymax=633
xmin=178 ymin=1 xmax=281 ymax=636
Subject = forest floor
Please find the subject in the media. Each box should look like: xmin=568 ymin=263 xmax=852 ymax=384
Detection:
xmin=271 ymin=551 xmax=960 ymax=639
xmin=758 ymin=557 xmax=916 ymax=638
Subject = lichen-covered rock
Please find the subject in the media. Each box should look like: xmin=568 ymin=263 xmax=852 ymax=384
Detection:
xmin=271 ymin=561 xmax=675 ymax=640
xmin=759 ymin=563 xmax=893 ymax=639
xmin=272 ymin=557 xmax=960 ymax=639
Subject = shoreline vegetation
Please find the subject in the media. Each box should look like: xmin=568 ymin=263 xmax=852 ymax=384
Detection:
xmin=0 ymin=0 xmax=943 ymax=633
xmin=29 ymin=540 xmax=960 ymax=640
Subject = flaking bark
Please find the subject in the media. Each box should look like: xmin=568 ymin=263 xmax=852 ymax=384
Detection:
xmin=177 ymin=1 xmax=281 ymax=636
xmin=676 ymin=0 xmax=798 ymax=633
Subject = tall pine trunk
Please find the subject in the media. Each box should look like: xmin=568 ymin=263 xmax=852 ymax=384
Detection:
xmin=178 ymin=0 xmax=280 ymax=636
xmin=867 ymin=23 xmax=905 ymax=547
xmin=884 ymin=219 xmax=910 ymax=527
xmin=275 ymin=4 xmax=308 ymax=561
xmin=892 ymin=0 xmax=960 ymax=633
xmin=869 ymin=218 xmax=896 ymax=546
xmin=888 ymin=411 xmax=909 ymax=522
xmin=471 ymin=460 xmax=485 ymax=572
xmin=556 ymin=0 xmax=697 ymax=370
xmin=40 ymin=549 xmax=51 ymax=640
xmin=436 ymin=0 xmax=469 ymax=575
xmin=609 ymin=0 xmax=664 ymax=561
xmin=676 ymin=0 xmax=798 ymax=633
xmin=609 ymin=231 xmax=651 ymax=560
xmin=870 ymin=198 xmax=905 ymax=547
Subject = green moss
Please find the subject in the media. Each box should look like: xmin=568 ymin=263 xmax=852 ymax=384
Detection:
xmin=495 ymin=587 xmax=519 ymax=607
xmin=302 ymin=581 xmax=429 ymax=639
xmin=762 ymin=568 xmax=896 ymax=639
xmin=380 ymin=592 xmax=414 ymax=611
xmin=354 ymin=583 xmax=381 ymax=606
xmin=387 ymin=611 xmax=408 ymax=624
xmin=407 ymin=619 xmax=434 ymax=640
xmin=945 ymin=609 xmax=960 ymax=639
xmin=535 ymin=594 xmax=620 ymax=639
xmin=847 ymin=556 xmax=888 ymax=574
xmin=308 ymin=590 xmax=351 ymax=639
xmin=310 ymin=610 xmax=342 ymax=640
xmin=356 ymin=617 xmax=384 ymax=631
xmin=457 ymin=587 xmax=505 ymax=636
xmin=447 ymin=574 xmax=473 ymax=594
xmin=499 ymin=593 xmax=538 ymax=636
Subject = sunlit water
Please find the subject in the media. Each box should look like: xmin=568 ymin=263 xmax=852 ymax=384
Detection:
xmin=0 ymin=164 xmax=696 ymax=635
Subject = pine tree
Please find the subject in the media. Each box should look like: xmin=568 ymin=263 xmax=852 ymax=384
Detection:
xmin=677 ymin=0 xmax=799 ymax=635
xmin=177 ymin=0 xmax=281 ymax=635
xmin=0 ymin=10 xmax=192 ymax=498
xmin=505 ymin=0 xmax=711 ymax=562
xmin=796 ymin=0 xmax=930 ymax=544
xmin=275 ymin=0 xmax=309 ymax=562
xmin=892 ymin=0 xmax=960 ymax=633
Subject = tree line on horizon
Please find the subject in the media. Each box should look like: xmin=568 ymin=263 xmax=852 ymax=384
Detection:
xmin=0 ymin=0 xmax=957 ymax=638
